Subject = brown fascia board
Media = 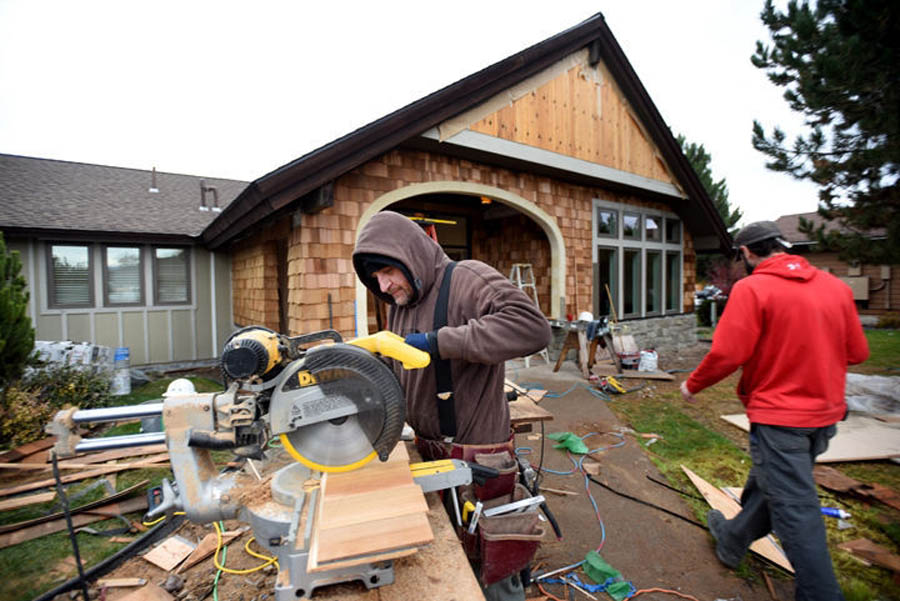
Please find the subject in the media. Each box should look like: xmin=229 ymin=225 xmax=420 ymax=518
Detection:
xmin=202 ymin=14 xmax=610 ymax=250
xmin=590 ymin=27 xmax=733 ymax=254
xmin=1 ymin=226 xmax=196 ymax=245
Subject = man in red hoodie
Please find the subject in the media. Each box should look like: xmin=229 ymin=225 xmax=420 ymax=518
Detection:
xmin=681 ymin=221 xmax=869 ymax=601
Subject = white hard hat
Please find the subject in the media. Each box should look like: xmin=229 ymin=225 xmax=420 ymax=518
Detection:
xmin=163 ymin=378 xmax=196 ymax=397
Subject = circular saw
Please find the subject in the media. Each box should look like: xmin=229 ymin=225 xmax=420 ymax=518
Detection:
xmin=261 ymin=331 xmax=429 ymax=473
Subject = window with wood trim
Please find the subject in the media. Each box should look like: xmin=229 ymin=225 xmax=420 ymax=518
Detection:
xmin=153 ymin=247 xmax=191 ymax=305
xmin=592 ymin=200 xmax=683 ymax=319
xmin=103 ymin=246 xmax=144 ymax=306
xmin=47 ymin=243 xmax=94 ymax=308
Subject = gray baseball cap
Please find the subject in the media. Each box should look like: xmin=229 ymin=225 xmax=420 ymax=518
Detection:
xmin=732 ymin=221 xmax=793 ymax=250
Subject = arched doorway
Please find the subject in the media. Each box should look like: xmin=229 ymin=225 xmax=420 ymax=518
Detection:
xmin=354 ymin=181 xmax=566 ymax=335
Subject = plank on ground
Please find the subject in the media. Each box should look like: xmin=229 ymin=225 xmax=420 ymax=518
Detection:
xmin=0 ymin=491 xmax=56 ymax=512
xmin=0 ymin=453 xmax=169 ymax=498
xmin=0 ymin=437 xmax=56 ymax=463
xmin=0 ymin=495 xmax=147 ymax=549
xmin=142 ymin=535 xmax=196 ymax=571
xmin=813 ymin=464 xmax=900 ymax=512
xmin=837 ymin=538 xmax=900 ymax=574
xmin=722 ymin=413 xmax=900 ymax=462
xmin=681 ymin=465 xmax=793 ymax=573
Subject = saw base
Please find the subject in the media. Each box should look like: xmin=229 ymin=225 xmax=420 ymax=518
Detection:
xmin=242 ymin=462 xmax=396 ymax=600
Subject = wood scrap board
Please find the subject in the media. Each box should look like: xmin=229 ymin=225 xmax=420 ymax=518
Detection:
xmin=721 ymin=413 xmax=900 ymax=462
xmin=308 ymin=443 xmax=433 ymax=570
xmin=681 ymin=465 xmax=793 ymax=573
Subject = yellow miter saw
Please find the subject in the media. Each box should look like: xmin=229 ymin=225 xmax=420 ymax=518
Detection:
xmin=47 ymin=327 xmax=431 ymax=599
xmin=218 ymin=326 xmax=427 ymax=473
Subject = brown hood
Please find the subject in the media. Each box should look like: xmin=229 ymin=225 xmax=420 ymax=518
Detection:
xmin=353 ymin=211 xmax=450 ymax=306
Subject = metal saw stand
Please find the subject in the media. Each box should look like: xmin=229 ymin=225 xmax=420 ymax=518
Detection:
xmin=243 ymin=462 xmax=395 ymax=600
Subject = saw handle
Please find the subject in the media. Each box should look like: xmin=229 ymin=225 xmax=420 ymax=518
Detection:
xmin=349 ymin=331 xmax=431 ymax=369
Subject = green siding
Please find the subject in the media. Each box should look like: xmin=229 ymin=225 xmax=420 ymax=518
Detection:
xmin=123 ymin=312 xmax=146 ymax=365
xmin=172 ymin=310 xmax=193 ymax=360
xmin=147 ymin=311 xmax=169 ymax=363
xmin=38 ymin=314 xmax=63 ymax=341
xmin=67 ymin=313 xmax=91 ymax=342
xmin=95 ymin=313 xmax=118 ymax=348
xmin=195 ymin=250 xmax=212 ymax=359
xmin=215 ymin=253 xmax=233 ymax=352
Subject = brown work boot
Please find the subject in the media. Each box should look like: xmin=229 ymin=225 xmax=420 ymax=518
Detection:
xmin=707 ymin=510 xmax=743 ymax=568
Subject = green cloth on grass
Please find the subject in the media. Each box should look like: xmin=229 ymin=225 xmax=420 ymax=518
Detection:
xmin=547 ymin=431 xmax=589 ymax=454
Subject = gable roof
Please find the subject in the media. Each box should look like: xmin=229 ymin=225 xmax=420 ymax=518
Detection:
xmin=0 ymin=154 xmax=248 ymax=242
xmin=202 ymin=13 xmax=732 ymax=254
xmin=775 ymin=211 xmax=887 ymax=245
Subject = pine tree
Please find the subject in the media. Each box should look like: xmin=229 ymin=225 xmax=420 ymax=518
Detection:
xmin=678 ymin=135 xmax=743 ymax=235
xmin=0 ymin=233 xmax=34 ymax=394
xmin=678 ymin=134 xmax=743 ymax=283
xmin=751 ymin=0 xmax=900 ymax=263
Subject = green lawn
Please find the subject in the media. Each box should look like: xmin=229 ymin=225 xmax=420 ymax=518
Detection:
xmin=856 ymin=329 xmax=900 ymax=374
xmin=0 ymin=375 xmax=223 ymax=601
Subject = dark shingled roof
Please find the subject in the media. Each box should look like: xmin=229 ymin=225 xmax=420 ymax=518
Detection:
xmin=0 ymin=154 xmax=248 ymax=240
xmin=775 ymin=211 xmax=887 ymax=244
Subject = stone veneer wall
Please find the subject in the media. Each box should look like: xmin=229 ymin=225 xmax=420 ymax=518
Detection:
xmin=266 ymin=147 xmax=696 ymax=338
xmin=548 ymin=313 xmax=697 ymax=363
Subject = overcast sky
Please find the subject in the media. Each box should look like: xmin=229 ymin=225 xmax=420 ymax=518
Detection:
xmin=0 ymin=0 xmax=822 ymax=226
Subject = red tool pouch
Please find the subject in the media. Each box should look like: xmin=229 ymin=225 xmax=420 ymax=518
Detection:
xmin=461 ymin=484 xmax=545 ymax=586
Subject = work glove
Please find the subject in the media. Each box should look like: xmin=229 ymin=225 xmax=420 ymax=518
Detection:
xmin=404 ymin=331 xmax=439 ymax=358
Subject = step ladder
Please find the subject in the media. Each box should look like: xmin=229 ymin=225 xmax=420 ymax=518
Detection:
xmin=508 ymin=263 xmax=551 ymax=367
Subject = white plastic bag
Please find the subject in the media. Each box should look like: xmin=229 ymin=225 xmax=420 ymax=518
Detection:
xmin=638 ymin=350 xmax=658 ymax=372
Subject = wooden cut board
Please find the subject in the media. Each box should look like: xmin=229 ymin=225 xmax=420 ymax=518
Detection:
xmin=509 ymin=397 xmax=553 ymax=426
xmin=176 ymin=528 xmax=247 ymax=573
xmin=721 ymin=413 xmax=900 ymax=462
xmin=142 ymin=535 xmax=196 ymax=571
xmin=681 ymin=465 xmax=793 ymax=573
xmin=308 ymin=443 xmax=433 ymax=571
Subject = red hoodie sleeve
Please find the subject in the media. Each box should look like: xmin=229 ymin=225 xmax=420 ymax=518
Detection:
xmin=686 ymin=281 xmax=761 ymax=394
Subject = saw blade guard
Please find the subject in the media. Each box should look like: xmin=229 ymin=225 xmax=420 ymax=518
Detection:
xmin=272 ymin=343 xmax=406 ymax=472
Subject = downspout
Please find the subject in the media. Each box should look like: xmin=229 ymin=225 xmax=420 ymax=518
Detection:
xmin=210 ymin=252 xmax=218 ymax=357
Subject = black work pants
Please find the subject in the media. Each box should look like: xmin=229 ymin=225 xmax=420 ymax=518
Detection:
xmin=719 ymin=423 xmax=844 ymax=601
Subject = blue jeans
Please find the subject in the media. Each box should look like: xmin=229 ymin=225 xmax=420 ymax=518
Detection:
xmin=719 ymin=423 xmax=844 ymax=601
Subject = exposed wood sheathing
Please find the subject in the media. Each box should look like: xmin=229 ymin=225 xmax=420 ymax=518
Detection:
xmin=465 ymin=52 xmax=676 ymax=187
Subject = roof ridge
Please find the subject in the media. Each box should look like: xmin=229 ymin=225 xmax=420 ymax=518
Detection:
xmin=0 ymin=152 xmax=249 ymax=184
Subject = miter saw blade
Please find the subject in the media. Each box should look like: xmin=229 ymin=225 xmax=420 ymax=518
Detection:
xmin=278 ymin=344 xmax=405 ymax=473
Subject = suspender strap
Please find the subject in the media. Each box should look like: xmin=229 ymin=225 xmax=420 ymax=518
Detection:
xmin=433 ymin=262 xmax=456 ymax=439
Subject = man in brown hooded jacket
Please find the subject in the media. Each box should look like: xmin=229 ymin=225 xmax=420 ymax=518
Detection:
xmin=353 ymin=210 xmax=551 ymax=447
xmin=353 ymin=211 xmax=551 ymax=600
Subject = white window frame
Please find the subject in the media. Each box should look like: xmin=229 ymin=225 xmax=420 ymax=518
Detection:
xmin=591 ymin=198 xmax=683 ymax=319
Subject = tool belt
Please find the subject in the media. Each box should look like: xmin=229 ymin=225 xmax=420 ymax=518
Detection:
xmin=417 ymin=436 xmax=543 ymax=587
xmin=461 ymin=484 xmax=545 ymax=587
xmin=415 ymin=436 xmax=518 ymax=500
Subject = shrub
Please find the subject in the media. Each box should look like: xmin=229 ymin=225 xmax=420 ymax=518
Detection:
xmin=875 ymin=312 xmax=900 ymax=329
xmin=0 ymin=364 xmax=111 ymax=447
xmin=0 ymin=233 xmax=34 ymax=393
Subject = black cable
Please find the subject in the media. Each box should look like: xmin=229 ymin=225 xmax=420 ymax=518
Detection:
xmin=52 ymin=451 xmax=90 ymax=601
xmin=587 ymin=475 xmax=707 ymax=530
xmin=645 ymin=475 xmax=704 ymax=501
xmin=32 ymin=514 xmax=187 ymax=601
